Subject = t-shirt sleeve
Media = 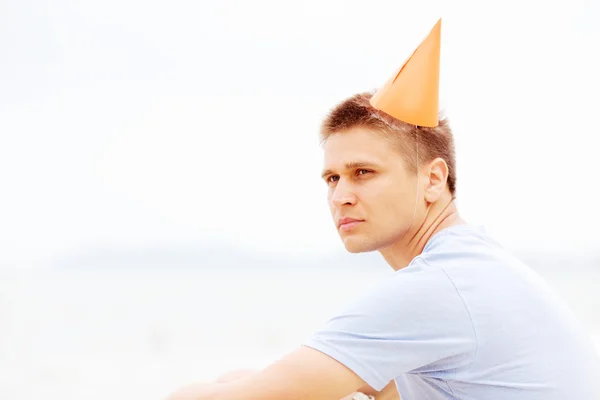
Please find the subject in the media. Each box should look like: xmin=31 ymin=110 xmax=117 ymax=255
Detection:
xmin=302 ymin=261 xmax=477 ymax=391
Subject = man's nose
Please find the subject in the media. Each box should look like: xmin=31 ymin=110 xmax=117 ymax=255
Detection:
xmin=330 ymin=179 xmax=357 ymax=207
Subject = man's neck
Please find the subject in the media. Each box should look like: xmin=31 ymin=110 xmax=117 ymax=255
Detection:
xmin=379 ymin=199 xmax=464 ymax=271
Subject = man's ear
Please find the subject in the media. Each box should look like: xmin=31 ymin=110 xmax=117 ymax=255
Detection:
xmin=423 ymin=157 xmax=449 ymax=203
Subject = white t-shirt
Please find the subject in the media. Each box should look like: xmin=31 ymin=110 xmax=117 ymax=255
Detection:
xmin=304 ymin=224 xmax=600 ymax=399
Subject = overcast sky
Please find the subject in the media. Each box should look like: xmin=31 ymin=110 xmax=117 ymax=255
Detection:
xmin=1 ymin=0 xmax=599 ymax=267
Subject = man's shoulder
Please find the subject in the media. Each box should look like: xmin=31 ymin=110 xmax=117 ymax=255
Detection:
xmin=365 ymin=257 xmax=473 ymax=315
xmin=419 ymin=224 xmax=510 ymax=269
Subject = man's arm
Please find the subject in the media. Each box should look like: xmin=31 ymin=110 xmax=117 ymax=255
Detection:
xmin=165 ymin=345 xmax=366 ymax=400
xmin=349 ymin=381 xmax=399 ymax=400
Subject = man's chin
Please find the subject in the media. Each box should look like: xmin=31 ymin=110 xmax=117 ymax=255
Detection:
xmin=341 ymin=236 xmax=377 ymax=254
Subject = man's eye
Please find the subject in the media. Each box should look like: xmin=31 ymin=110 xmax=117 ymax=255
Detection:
xmin=357 ymin=169 xmax=372 ymax=175
xmin=327 ymin=175 xmax=339 ymax=183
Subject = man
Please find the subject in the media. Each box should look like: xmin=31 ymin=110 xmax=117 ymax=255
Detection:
xmin=165 ymin=19 xmax=600 ymax=399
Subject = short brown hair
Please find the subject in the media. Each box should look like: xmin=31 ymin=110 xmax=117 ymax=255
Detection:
xmin=320 ymin=91 xmax=457 ymax=197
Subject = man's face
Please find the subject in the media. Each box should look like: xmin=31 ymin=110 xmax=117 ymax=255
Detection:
xmin=322 ymin=127 xmax=419 ymax=253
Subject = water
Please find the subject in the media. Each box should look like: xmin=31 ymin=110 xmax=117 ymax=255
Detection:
xmin=1 ymin=255 xmax=598 ymax=400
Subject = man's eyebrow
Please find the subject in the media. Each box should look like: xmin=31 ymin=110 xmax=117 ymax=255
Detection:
xmin=321 ymin=161 xmax=378 ymax=179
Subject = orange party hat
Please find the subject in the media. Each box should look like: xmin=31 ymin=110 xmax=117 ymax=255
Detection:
xmin=370 ymin=18 xmax=442 ymax=127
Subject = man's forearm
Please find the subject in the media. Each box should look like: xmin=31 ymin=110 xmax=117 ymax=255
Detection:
xmin=165 ymin=370 xmax=400 ymax=400
xmin=165 ymin=369 xmax=258 ymax=400
xmin=350 ymin=380 xmax=399 ymax=400
xmin=377 ymin=381 xmax=400 ymax=400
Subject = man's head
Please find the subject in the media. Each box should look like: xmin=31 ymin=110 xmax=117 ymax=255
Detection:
xmin=320 ymin=92 xmax=457 ymax=253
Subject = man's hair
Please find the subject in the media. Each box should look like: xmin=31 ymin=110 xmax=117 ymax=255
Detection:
xmin=320 ymin=91 xmax=457 ymax=197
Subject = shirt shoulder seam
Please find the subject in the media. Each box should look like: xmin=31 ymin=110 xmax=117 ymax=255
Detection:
xmin=419 ymin=257 xmax=480 ymax=370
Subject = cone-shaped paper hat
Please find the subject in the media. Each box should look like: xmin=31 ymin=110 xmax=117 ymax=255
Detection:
xmin=370 ymin=18 xmax=441 ymax=127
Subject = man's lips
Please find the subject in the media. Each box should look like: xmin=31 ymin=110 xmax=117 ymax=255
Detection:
xmin=338 ymin=217 xmax=364 ymax=231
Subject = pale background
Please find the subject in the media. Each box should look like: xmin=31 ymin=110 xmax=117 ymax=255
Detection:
xmin=1 ymin=0 xmax=599 ymax=399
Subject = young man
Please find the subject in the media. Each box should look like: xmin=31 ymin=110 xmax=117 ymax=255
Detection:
xmin=165 ymin=20 xmax=600 ymax=400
